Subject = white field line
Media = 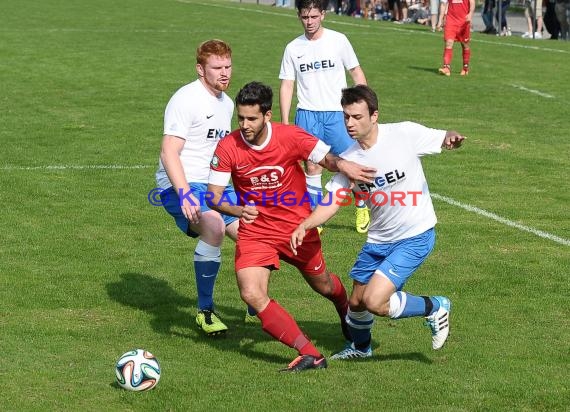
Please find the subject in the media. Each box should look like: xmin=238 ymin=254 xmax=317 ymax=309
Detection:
xmin=432 ymin=193 xmax=570 ymax=246
xmin=0 ymin=164 xmax=153 ymax=170
xmin=511 ymin=84 xmax=554 ymax=98
xmin=3 ymin=0 xmax=568 ymax=54
xmin=1 ymin=162 xmax=567 ymax=246
xmin=184 ymin=0 xmax=570 ymax=54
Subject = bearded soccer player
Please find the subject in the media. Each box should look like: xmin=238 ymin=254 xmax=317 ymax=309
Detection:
xmin=156 ymin=39 xmax=241 ymax=336
xmin=438 ymin=0 xmax=475 ymax=76
xmin=207 ymin=81 xmax=375 ymax=372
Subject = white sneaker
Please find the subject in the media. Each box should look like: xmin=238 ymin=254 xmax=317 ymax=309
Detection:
xmin=425 ymin=296 xmax=451 ymax=350
xmin=522 ymin=32 xmax=531 ymax=38
xmin=330 ymin=342 xmax=372 ymax=360
xmin=534 ymin=32 xmax=543 ymax=39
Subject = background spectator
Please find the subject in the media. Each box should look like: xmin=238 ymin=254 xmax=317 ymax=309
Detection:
xmin=522 ymin=0 xmax=544 ymax=39
xmin=555 ymin=0 xmax=570 ymax=39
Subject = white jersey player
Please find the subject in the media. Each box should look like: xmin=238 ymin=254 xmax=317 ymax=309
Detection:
xmin=279 ymin=0 xmax=370 ymax=234
xmin=155 ymin=39 xmax=239 ymax=336
xmin=291 ymin=85 xmax=466 ymax=358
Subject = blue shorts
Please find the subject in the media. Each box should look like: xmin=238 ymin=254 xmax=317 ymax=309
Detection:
xmin=295 ymin=109 xmax=353 ymax=155
xmin=159 ymin=183 xmax=238 ymax=238
xmin=349 ymin=228 xmax=436 ymax=290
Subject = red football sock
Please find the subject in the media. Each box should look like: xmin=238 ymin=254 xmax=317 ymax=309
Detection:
xmin=258 ymin=299 xmax=321 ymax=357
xmin=443 ymin=48 xmax=453 ymax=66
xmin=327 ymin=274 xmax=349 ymax=323
xmin=462 ymin=48 xmax=471 ymax=66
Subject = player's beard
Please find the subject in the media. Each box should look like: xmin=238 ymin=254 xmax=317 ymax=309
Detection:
xmin=214 ymin=78 xmax=230 ymax=92
xmin=241 ymin=123 xmax=266 ymax=145
xmin=202 ymin=75 xmax=230 ymax=94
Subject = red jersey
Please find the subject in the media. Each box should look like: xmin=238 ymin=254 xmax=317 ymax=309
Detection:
xmin=210 ymin=122 xmax=329 ymax=240
xmin=445 ymin=0 xmax=471 ymax=25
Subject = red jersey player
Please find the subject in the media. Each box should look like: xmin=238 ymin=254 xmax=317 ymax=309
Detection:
xmin=207 ymin=81 xmax=375 ymax=372
xmin=438 ymin=0 xmax=475 ymax=76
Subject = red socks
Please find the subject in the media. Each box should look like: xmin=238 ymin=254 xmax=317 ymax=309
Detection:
xmin=327 ymin=274 xmax=349 ymax=322
xmin=258 ymin=299 xmax=321 ymax=357
xmin=443 ymin=48 xmax=453 ymax=66
xmin=462 ymin=48 xmax=471 ymax=66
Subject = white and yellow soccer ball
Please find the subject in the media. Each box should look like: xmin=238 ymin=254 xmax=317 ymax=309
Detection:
xmin=115 ymin=349 xmax=161 ymax=391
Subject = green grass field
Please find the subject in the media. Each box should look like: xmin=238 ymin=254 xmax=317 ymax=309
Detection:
xmin=1 ymin=0 xmax=569 ymax=410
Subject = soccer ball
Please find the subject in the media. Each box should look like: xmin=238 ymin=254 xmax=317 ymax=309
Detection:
xmin=115 ymin=349 xmax=161 ymax=391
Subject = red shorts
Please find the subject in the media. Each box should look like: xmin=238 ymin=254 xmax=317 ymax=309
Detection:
xmin=235 ymin=229 xmax=326 ymax=276
xmin=444 ymin=21 xmax=471 ymax=42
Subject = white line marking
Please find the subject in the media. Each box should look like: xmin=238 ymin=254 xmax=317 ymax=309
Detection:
xmin=3 ymin=161 xmax=567 ymax=246
xmin=432 ymin=193 xmax=570 ymax=246
xmin=4 ymin=1 xmax=568 ymax=55
xmin=511 ymin=84 xmax=554 ymax=98
xmin=470 ymin=38 xmax=570 ymax=54
xmin=182 ymin=0 xmax=570 ymax=55
xmin=0 ymin=164 xmax=153 ymax=171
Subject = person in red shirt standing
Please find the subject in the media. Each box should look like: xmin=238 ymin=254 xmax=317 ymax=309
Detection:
xmin=438 ymin=0 xmax=475 ymax=76
xmin=207 ymin=81 xmax=375 ymax=372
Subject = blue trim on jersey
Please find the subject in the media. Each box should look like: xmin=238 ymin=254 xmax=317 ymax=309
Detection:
xmin=349 ymin=228 xmax=436 ymax=290
xmin=295 ymin=109 xmax=353 ymax=155
xmin=160 ymin=183 xmax=238 ymax=238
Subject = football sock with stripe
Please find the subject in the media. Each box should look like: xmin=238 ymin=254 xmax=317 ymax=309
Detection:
xmin=388 ymin=291 xmax=441 ymax=319
xmin=305 ymin=173 xmax=323 ymax=209
xmin=194 ymin=240 xmax=221 ymax=311
xmin=346 ymin=308 xmax=374 ymax=351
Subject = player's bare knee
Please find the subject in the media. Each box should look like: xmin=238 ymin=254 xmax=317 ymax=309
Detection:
xmin=313 ymin=281 xmax=333 ymax=297
xmin=199 ymin=214 xmax=226 ymax=244
xmin=239 ymin=288 xmax=264 ymax=309
xmin=348 ymin=294 xmax=363 ymax=308
xmin=363 ymin=295 xmax=390 ymax=317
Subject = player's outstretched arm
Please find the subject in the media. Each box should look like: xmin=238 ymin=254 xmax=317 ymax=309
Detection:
xmin=319 ymin=153 xmax=376 ymax=184
xmin=442 ymin=130 xmax=466 ymax=150
xmin=290 ymin=192 xmax=341 ymax=255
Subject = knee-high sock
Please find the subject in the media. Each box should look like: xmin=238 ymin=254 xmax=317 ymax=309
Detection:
xmin=462 ymin=48 xmax=471 ymax=66
xmin=305 ymin=173 xmax=323 ymax=209
xmin=324 ymin=274 xmax=350 ymax=340
xmin=443 ymin=48 xmax=453 ymax=66
xmin=388 ymin=291 xmax=441 ymax=319
xmin=258 ymin=299 xmax=321 ymax=357
xmin=346 ymin=308 xmax=374 ymax=350
xmin=194 ymin=240 xmax=221 ymax=311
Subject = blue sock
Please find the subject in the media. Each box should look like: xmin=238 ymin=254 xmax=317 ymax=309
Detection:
xmin=389 ymin=292 xmax=440 ymax=319
xmin=194 ymin=240 xmax=221 ymax=311
xmin=346 ymin=309 xmax=374 ymax=350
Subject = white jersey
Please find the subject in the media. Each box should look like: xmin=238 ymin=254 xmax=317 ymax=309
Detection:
xmin=279 ymin=28 xmax=360 ymax=112
xmin=156 ymin=79 xmax=234 ymax=188
xmin=326 ymin=122 xmax=446 ymax=243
